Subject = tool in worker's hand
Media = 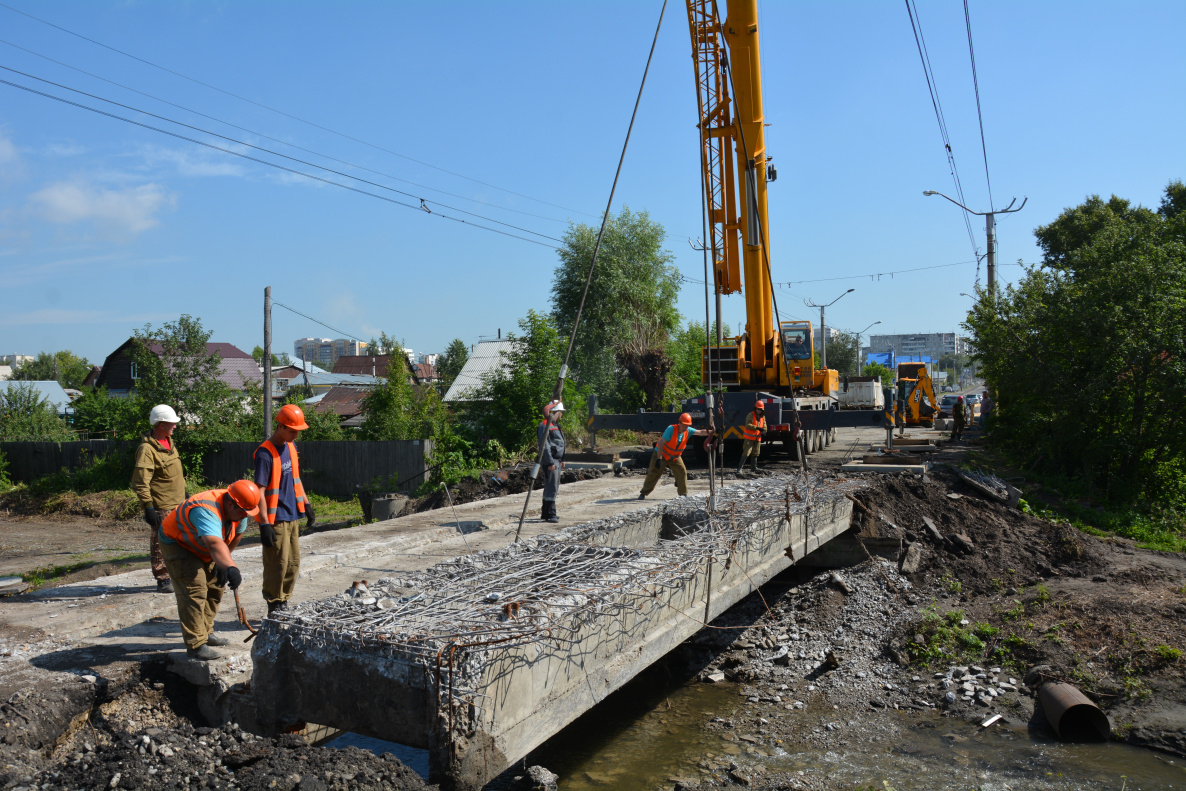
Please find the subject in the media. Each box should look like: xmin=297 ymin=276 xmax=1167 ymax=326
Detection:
xmin=234 ymin=588 xmax=257 ymax=643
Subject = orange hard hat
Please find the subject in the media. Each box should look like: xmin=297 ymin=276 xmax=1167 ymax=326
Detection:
xmin=754 ymin=401 xmax=765 ymax=409
xmin=679 ymin=412 xmax=693 ymax=425
xmin=276 ymin=403 xmax=309 ymax=430
xmin=226 ymin=480 xmax=261 ymax=518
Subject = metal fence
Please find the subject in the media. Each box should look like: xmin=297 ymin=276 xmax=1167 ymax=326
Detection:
xmin=0 ymin=439 xmax=432 ymax=495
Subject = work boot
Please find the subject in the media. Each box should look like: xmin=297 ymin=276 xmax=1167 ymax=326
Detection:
xmin=186 ymin=644 xmax=220 ymax=661
xmin=547 ymin=515 xmax=560 ymax=524
xmin=638 ymin=493 xmax=646 ymax=500
xmin=156 ymin=578 xmax=174 ymax=594
xmin=735 ymin=466 xmax=743 ymax=475
xmin=267 ymin=601 xmax=288 ymax=615
xmin=751 ymin=462 xmax=759 ymax=473
xmin=206 ymin=635 xmax=230 ymax=647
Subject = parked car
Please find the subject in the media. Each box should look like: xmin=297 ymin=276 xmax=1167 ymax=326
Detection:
xmin=939 ymin=394 xmax=960 ymax=418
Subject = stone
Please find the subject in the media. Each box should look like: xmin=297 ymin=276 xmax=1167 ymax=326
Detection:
xmin=706 ymin=672 xmax=726 ymax=684
xmin=950 ymin=534 xmax=975 ymax=554
xmin=944 ymin=691 xmax=957 ymax=704
xmin=899 ymin=542 xmax=925 ymax=574
xmin=921 ymin=516 xmax=944 ymax=543
xmin=508 ymin=765 xmax=559 ymax=791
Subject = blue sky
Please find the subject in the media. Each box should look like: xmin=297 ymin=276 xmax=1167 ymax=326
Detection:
xmin=1 ymin=1 xmax=1182 ymax=367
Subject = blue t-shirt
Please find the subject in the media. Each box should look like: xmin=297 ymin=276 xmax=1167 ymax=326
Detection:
xmin=254 ymin=442 xmax=300 ymax=523
xmin=159 ymin=505 xmax=248 ymax=545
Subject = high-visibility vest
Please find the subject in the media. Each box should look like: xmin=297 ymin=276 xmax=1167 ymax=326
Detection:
xmin=162 ymin=490 xmax=238 ymax=563
xmin=659 ymin=425 xmax=690 ymax=461
xmin=741 ymin=412 xmax=767 ymax=442
xmin=257 ymin=440 xmax=307 ymax=525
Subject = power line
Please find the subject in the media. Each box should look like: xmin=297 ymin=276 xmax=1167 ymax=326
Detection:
xmin=963 ymin=0 xmax=994 ymax=212
xmin=272 ymin=301 xmax=364 ymax=343
xmin=779 ymin=258 xmax=980 ymax=287
xmin=0 ymin=1 xmax=597 ymax=218
xmin=0 ymin=72 xmax=562 ymax=250
xmin=0 ymin=37 xmax=572 ymax=226
xmin=0 ymin=64 xmax=563 ymax=244
xmin=904 ymin=0 xmax=981 ymax=262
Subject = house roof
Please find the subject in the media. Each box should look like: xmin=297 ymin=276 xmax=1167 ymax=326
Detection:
xmin=81 ymin=366 xmax=101 ymax=387
xmin=94 ymin=339 xmax=262 ymax=391
xmin=0 ymin=380 xmax=73 ymax=413
xmin=442 ymin=339 xmax=514 ymax=402
xmin=412 ymin=363 xmax=438 ymax=381
xmin=146 ymin=341 xmax=253 ymax=359
xmin=303 ymin=370 xmax=383 ymax=388
xmin=312 ymin=386 xmax=370 ymax=417
xmin=332 ymin=354 xmax=417 ymax=382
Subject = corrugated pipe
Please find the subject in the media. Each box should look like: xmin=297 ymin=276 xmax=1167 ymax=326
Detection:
xmin=1038 ymin=682 xmax=1110 ymax=742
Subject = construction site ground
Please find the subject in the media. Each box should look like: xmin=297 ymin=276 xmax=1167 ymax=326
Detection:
xmin=2 ymin=423 xmax=1184 ymax=790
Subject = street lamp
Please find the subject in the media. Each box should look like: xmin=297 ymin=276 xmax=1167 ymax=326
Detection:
xmin=804 ymin=288 xmax=854 ymax=370
xmin=855 ymin=320 xmax=881 ymax=375
xmin=923 ymin=190 xmax=1026 ymax=293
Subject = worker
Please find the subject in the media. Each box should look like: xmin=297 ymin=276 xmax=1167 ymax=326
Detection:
xmin=638 ymin=413 xmax=711 ymax=500
xmin=952 ymin=395 xmax=966 ymax=441
xmin=785 ymin=332 xmax=808 ymax=358
xmin=130 ymin=404 xmax=185 ymax=594
xmin=537 ymin=400 xmax=566 ymax=523
xmin=735 ymin=400 xmax=768 ymax=474
xmin=159 ymin=480 xmax=260 ymax=660
xmin=980 ymin=390 xmax=993 ymax=428
xmin=254 ymin=404 xmax=315 ymax=615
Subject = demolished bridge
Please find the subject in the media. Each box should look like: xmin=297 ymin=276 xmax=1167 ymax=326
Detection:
xmin=251 ymin=474 xmax=863 ymax=789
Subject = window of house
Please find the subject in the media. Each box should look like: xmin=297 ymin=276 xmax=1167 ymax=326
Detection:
xmin=130 ymin=362 xmax=139 ymax=380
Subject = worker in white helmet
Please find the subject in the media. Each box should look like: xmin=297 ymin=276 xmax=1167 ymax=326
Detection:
xmin=130 ymin=404 xmax=185 ymax=593
xmin=538 ymin=400 xmax=566 ymax=523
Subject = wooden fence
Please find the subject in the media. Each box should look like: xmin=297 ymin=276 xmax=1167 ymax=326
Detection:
xmin=0 ymin=439 xmax=433 ymax=496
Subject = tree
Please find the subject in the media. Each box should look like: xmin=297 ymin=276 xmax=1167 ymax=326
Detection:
xmin=862 ymin=362 xmax=893 ymax=385
xmin=0 ymin=382 xmax=75 ymax=440
xmin=469 ymin=311 xmax=587 ymax=452
xmin=358 ymin=372 xmax=448 ymax=442
xmin=551 ymin=207 xmax=681 ymax=411
xmin=365 ymin=332 xmax=403 ymax=357
xmin=823 ymin=332 xmax=859 ymax=376
xmin=964 ymin=182 xmax=1186 ymax=506
xmin=252 ymin=346 xmax=292 ymax=367
xmin=11 ymin=350 xmax=91 ymax=390
xmin=437 ymin=338 xmax=469 ymax=390
xmin=72 ymin=387 xmax=141 ymax=439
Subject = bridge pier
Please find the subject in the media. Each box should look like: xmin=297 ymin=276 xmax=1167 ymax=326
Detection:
xmin=251 ymin=475 xmax=861 ymax=790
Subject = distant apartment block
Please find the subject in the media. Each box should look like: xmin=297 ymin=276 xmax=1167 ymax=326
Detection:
xmin=0 ymin=354 xmax=34 ymax=366
xmin=866 ymin=332 xmax=968 ymax=360
xmin=420 ymin=353 xmax=439 ymax=367
xmin=294 ymin=338 xmax=368 ymax=368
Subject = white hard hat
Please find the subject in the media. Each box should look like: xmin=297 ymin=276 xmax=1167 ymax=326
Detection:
xmin=149 ymin=404 xmax=180 ymax=426
xmin=551 ymin=400 xmax=565 ymax=412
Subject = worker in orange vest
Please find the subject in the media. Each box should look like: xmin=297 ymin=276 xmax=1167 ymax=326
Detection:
xmin=158 ymin=480 xmax=260 ymax=660
xmin=735 ymin=400 xmax=768 ymax=475
xmin=254 ymin=404 xmax=316 ymax=615
xmin=638 ymin=413 xmax=712 ymax=500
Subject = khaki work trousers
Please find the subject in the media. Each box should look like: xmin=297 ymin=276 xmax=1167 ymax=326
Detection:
xmin=738 ymin=439 xmax=762 ymax=464
xmin=640 ymin=453 xmax=689 ymax=497
xmin=149 ymin=527 xmax=168 ymax=582
xmin=262 ymin=520 xmax=301 ymax=605
xmin=161 ymin=542 xmax=223 ymax=650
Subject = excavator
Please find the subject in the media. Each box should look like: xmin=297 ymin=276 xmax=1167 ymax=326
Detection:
xmin=588 ymin=0 xmax=892 ymax=458
xmin=894 ymin=361 xmax=939 ymax=428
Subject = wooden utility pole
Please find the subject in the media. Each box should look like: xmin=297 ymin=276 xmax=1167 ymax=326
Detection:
xmin=263 ymin=286 xmax=273 ymax=440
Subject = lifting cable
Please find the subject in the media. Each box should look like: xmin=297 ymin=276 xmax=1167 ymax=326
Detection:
xmin=513 ymin=0 xmax=670 ymax=541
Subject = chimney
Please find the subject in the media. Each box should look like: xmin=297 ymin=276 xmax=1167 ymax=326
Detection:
xmin=498 ymin=328 xmax=501 ymax=339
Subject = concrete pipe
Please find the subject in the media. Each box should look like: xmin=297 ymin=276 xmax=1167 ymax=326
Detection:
xmin=1038 ymin=682 xmax=1110 ymax=742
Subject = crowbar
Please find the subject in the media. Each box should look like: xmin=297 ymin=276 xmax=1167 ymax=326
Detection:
xmin=234 ymin=588 xmax=257 ymax=643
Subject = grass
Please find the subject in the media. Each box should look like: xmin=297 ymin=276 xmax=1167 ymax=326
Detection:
xmin=305 ymin=491 xmax=363 ymax=520
xmin=20 ymin=552 xmax=146 ymax=589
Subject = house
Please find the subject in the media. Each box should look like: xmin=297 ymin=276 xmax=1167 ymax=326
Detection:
xmin=0 ymin=380 xmax=74 ymax=419
xmin=331 ymin=354 xmax=419 ymax=384
xmin=442 ymin=339 xmax=514 ymax=402
xmin=412 ymin=363 xmax=439 ymax=385
xmin=81 ymin=366 xmax=102 ymax=388
xmin=309 ymin=386 xmax=371 ymax=425
xmin=93 ymin=340 xmax=263 ymax=395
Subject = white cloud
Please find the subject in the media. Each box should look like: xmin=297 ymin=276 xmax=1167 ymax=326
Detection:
xmin=43 ymin=142 xmax=86 ymax=158
xmin=139 ymin=145 xmax=245 ymax=178
xmin=29 ymin=181 xmax=175 ymax=236
xmin=0 ymin=132 xmax=17 ymax=166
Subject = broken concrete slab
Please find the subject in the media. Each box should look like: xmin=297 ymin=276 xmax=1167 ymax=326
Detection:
xmin=900 ymin=542 xmax=925 ymax=574
xmin=922 ymin=516 xmax=945 ymax=543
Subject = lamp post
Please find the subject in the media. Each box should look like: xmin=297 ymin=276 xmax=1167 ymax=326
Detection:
xmin=805 ymin=288 xmax=854 ymax=370
xmin=923 ymin=190 xmax=1026 ymax=294
xmin=855 ymin=320 xmax=881 ymax=375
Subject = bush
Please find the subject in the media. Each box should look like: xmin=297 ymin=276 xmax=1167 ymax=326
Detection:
xmin=0 ymin=382 xmax=75 ymax=440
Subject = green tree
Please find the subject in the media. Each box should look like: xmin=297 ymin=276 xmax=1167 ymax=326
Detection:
xmin=437 ymin=338 xmax=469 ymax=391
xmin=280 ymin=393 xmax=346 ymax=441
xmin=469 ymin=311 xmax=587 ymax=452
xmin=664 ymin=320 xmax=732 ymax=404
xmin=11 ymin=350 xmax=91 ymax=389
xmin=72 ymin=387 xmax=141 ymax=439
xmin=0 ymin=382 xmax=75 ymax=440
xmin=365 ymin=332 xmax=403 ymax=357
xmin=964 ymin=182 xmax=1186 ymax=506
xmin=358 ymin=372 xmax=448 ymax=442
xmin=551 ymin=207 xmax=680 ymax=411
xmin=823 ymin=332 xmax=859 ymax=376
xmin=862 ymin=362 xmax=893 ymax=385
xmin=252 ymin=346 xmax=292 ymax=367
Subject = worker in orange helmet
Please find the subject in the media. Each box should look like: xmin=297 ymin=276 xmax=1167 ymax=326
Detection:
xmin=254 ymin=403 xmax=315 ymax=614
xmin=735 ymin=399 xmax=768 ymax=475
xmin=159 ymin=479 xmax=260 ymax=660
xmin=639 ymin=413 xmax=712 ymax=500
xmin=538 ymin=400 xmax=566 ymax=523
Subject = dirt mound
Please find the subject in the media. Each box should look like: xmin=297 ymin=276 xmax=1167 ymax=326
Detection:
xmin=403 ymin=466 xmax=605 ymax=514
xmin=0 ymin=488 xmax=140 ymax=521
xmin=851 ymin=466 xmax=1109 ymax=594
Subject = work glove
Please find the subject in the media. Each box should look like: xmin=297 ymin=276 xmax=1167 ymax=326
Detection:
xmin=143 ymin=507 xmax=162 ymax=530
xmin=259 ymin=523 xmax=277 ymax=548
xmin=304 ymin=504 xmax=316 ymax=529
xmin=215 ymin=565 xmax=242 ymax=590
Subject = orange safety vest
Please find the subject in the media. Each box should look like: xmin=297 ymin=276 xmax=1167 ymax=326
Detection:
xmin=257 ymin=440 xmax=307 ymax=525
xmin=659 ymin=424 xmax=690 ymax=461
xmin=741 ymin=411 xmax=767 ymax=442
xmin=162 ymin=489 xmax=238 ymax=563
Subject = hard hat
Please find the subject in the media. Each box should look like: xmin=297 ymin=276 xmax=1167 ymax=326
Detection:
xmin=226 ymin=480 xmax=261 ymax=518
xmin=679 ymin=412 xmax=693 ymax=425
xmin=754 ymin=401 xmax=765 ymax=410
xmin=149 ymin=404 xmax=180 ymax=426
xmin=957 ymin=396 xmax=964 ymax=402
xmin=276 ymin=403 xmax=309 ymax=430
xmin=543 ymin=400 xmax=565 ymax=417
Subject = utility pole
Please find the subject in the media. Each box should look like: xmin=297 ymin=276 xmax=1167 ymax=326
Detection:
xmin=855 ymin=320 xmax=881 ymax=376
xmin=804 ymin=288 xmax=854 ymax=370
xmin=263 ymin=286 xmax=273 ymax=440
xmin=923 ymin=191 xmax=1026 ymax=293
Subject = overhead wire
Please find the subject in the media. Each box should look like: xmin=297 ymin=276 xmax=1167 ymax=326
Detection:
xmin=779 ymin=258 xmax=979 ymax=287
xmin=0 ymin=71 xmax=562 ymax=250
xmin=0 ymin=1 xmax=597 ymax=218
xmin=962 ymin=0 xmax=994 ymax=211
xmin=272 ymin=301 xmax=365 ymax=343
xmin=0 ymin=37 xmax=572 ymax=226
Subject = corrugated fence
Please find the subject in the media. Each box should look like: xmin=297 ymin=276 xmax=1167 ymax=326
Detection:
xmin=0 ymin=439 xmax=432 ymax=495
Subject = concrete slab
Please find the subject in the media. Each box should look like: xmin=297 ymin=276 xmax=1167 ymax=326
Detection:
xmin=841 ymin=460 xmax=930 ymax=474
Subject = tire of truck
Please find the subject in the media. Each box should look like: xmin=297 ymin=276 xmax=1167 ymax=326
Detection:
xmin=784 ymin=435 xmax=801 ymax=460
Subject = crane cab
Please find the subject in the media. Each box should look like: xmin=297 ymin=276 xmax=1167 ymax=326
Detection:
xmin=779 ymin=320 xmax=838 ymax=398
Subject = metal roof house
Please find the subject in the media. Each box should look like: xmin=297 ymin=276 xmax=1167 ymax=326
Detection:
xmin=0 ymin=380 xmax=75 ymax=418
xmin=442 ymin=340 xmax=514 ymax=402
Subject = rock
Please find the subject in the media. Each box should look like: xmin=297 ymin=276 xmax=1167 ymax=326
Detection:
xmin=705 ymin=672 xmax=726 ymax=683
xmin=1024 ymin=665 xmax=1055 ymax=688
xmin=509 ymin=765 xmax=559 ymax=791
xmin=921 ymin=516 xmax=944 ymax=543
xmin=950 ymin=534 xmax=975 ymax=554
xmin=899 ymin=542 xmax=925 ymax=574
xmin=944 ymin=691 xmax=956 ymax=705
xmin=830 ymin=573 xmax=852 ymax=595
